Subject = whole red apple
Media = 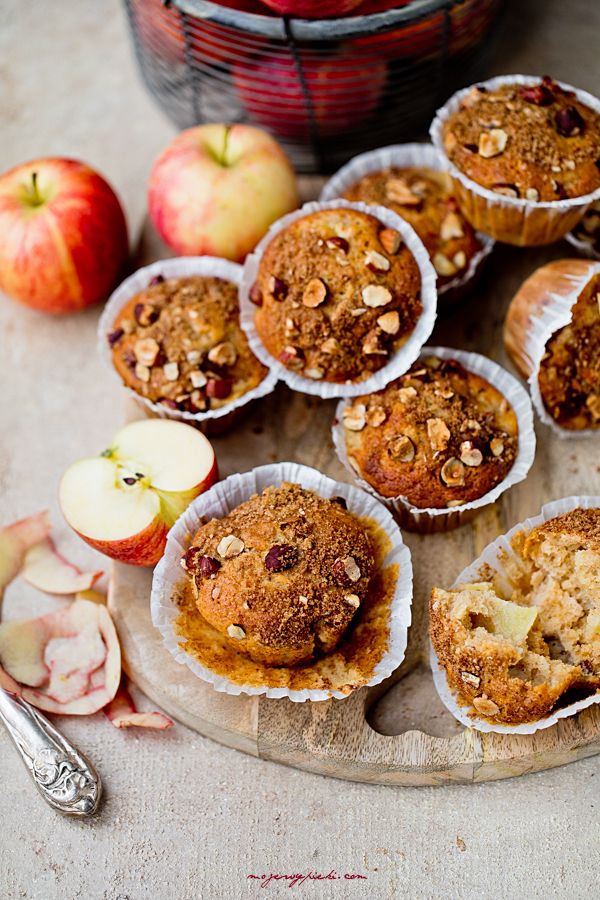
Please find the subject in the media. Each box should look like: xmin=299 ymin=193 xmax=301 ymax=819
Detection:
xmin=234 ymin=52 xmax=386 ymax=140
xmin=0 ymin=158 xmax=128 ymax=314
xmin=148 ymin=123 xmax=299 ymax=261
xmin=257 ymin=0 xmax=364 ymax=16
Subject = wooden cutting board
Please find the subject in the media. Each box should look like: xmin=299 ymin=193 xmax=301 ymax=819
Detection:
xmin=108 ymin=179 xmax=600 ymax=785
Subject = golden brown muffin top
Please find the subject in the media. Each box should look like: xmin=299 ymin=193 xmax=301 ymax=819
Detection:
xmin=537 ymin=272 xmax=600 ymax=429
xmin=526 ymin=507 xmax=600 ymax=552
xmin=108 ymin=274 xmax=267 ymax=413
xmin=182 ymin=483 xmax=375 ymax=663
xmin=442 ymin=77 xmax=600 ymax=201
xmin=342 ymin=354 xmax=518 ymax=507
xmin=342 ymin=165 xmax=482 ymax=286
xmin=252 ymin=208 xmax=423 ymax=384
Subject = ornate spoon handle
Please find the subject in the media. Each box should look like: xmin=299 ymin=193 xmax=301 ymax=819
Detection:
xmin=0 ymin=688 xmax=102 ymax=816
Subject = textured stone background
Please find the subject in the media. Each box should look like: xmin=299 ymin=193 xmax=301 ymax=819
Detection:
xmin=1 ymin=1 xmax=600 ymax=897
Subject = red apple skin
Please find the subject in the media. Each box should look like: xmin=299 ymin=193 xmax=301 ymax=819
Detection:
xmin=0 ymin=158 xmax=128 ymax=314
xmin=148 ymin=124 xmax=299 ymax=261
xmin=257 ymin=0 xmax=363 ymax=16
xmin=72 ymin=456 xmax=219 ymax=567
xmin=234 ymin=53 xmax=386 ymax=140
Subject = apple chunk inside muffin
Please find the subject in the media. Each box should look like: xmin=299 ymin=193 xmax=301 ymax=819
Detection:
xmin=430 ymin=508 xmax=600 ymax=724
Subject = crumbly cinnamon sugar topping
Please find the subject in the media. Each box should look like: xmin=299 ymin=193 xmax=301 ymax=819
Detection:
xmin=343 ymin=354 xmax=518 ymax=507
xmin=443 ymin=77 xmax=600 ymax=201
xmin=182 ymin=483 xmax=375 ymax=665
xmin=538 ymin=273 xmax=600 ymax=429
xmin=108 ymin=275 xmax=267 ymax=412
xmin=342 ymin=166 xmax=482 ymax=287
xmin=252 ymin=208 xmax=423 ymax=384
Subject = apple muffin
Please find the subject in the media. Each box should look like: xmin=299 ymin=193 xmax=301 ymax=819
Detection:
xmin=340 ymin=354 xmax=518 ymax=508
xmin=430 ymin=507 xmax=600 ymax=725
xmin=250 ymin=207 xmax=423 ymax=383
xmin=536 ymin=271 xmax=600 ymax=429
xmin=341 ymin=166 xmax=482 ymax=288
xmin=181 ymin=482 xmax=375 ymax=666
xmin=108 ymin=274 xmax=268 ymax=413
xmin=441 ymin=76 xmax=600 ymax=202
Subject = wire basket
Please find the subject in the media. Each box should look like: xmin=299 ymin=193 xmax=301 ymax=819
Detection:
xmin=124 ymin=0 xmax=504 ymax=173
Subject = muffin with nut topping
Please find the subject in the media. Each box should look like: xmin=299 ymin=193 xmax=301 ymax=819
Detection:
xmin=181 ymin=482 xmax=375 ymax=667
xmin=340 ymin=353 xmax=519 ymax=509
xmin=341 ymin=166 xmax=483 ymax=290
xmin=431 ymin=75 xmax=600 ymax=245
xmin=250 ymin=206 xmax=424 ymax=384
xmin=108 ymin=273 xmax=268 ymax=415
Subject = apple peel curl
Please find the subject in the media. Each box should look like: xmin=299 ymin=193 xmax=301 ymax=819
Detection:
xmin=23 ymin=537 xmax=103 ymax=595
xmin=104 ymin=679 xmax=173 ymax=730
xmin=0 ymin=511 xmax=51 ymax=600
xmin=0 ymin=600 xmax=121 ymax=714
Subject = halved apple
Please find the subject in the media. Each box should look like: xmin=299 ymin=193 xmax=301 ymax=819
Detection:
xmin=59 ymin=419 xmax=218 ymax=566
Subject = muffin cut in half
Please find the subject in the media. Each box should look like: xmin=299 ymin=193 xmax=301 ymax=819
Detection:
xmin=250 ymin=206 xmax=424 ymax=384
xmin=430 ymin=507 xmax=600 ymax=725
xmin=108 ymin=273 xmax=268 ymax=415
xmin=340 ymin=353 xmax=519 ymax=509
xmin=504 ymin=259 xmax=600 ymax=431
xmin=181 ymin=482 xmax=375 ymax=667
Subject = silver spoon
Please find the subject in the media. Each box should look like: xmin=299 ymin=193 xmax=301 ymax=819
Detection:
xmin=0 ymin=687 xmax=102 ymax=816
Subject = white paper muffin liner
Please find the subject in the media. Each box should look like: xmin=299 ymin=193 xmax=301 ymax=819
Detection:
xmin=565 ymin=201 xmax=600 ymax=260
xmin=150 ymin=462 xmax=413 ymax=702
xmin=430 ymin=75 xmax=600 ymax=244
xmin=429 ymin=494 xmax=600 ymax=734
xmin=98 ymin=256 xmax=279 ymax=429
xmin=239 ymin=199 xmax=438 ymax=399
xmin=332 ymin=345 xmax=536 ymax=532
xmin=521 ymin=261 xmax=600 ymax=439
xmin=319 ymin=142 xmax=495 ymax=300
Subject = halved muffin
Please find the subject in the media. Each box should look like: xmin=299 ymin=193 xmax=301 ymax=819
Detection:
xmin=430 ymin=507 xmax=600 ymax=725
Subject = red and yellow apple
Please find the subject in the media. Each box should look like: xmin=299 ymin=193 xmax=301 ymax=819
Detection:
xmin=0 ymin=158 xmax=128 ymax=314
xmin=59 ymin=419 xmax=218 ymax=566
xmin=233 ymin=52 xmax=386 ymax=139
xmin=147 ymin=123 xmax=299 ymax=261
xmin=257 ymin=0 xmax=364 ymax=16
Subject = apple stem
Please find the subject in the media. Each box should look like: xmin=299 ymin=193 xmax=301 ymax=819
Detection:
xmin=29 ymin=171 xmax=43 ymax=206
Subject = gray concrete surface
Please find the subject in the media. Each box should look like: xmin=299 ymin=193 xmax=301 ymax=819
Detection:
xmin=1 ymin=1 xmax=599 ymax=898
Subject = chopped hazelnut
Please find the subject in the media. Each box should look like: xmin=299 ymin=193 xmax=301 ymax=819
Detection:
xmin=217 ymin=535 xmax=245 ymax=558
xmin=478 ymin=128 xmax=508 ymax=158
xmin=186 ymin=350 xmax=201 ymax=365
xmin=432 ymin=253 xmax=458 ymax=277
xmin=427 ymin=417 xmax=451 ymax=453
xmin=460 ymin=441 xmax=483 ymax=467
xmin=325 ymin=236 xmax=349 ymax=253
xmin=440 ymin=457 xmax=465 ymax=486
xmin=362 ymin=330 xmax=387 ymax=356
xmin=388 ymin=434 xmax=415 ymax=462
xmin=365 ymin=249 xmax=390 ymax=273
xmin=343 ymin=404 xmax=366 ymax=431
xmin=345 ymin=594 xmax=360 ymax=609
xmin=490 ymin=437 xmax=504 ymax=457
xmin=278 ymin=346 xmax=304 ymax=369
xmin=208 ymin=341 xmax=237 ymax=367
xmin=134 ymin=337 xmax=160 ymax=367
xmin=453 ymin=251 xmax=467 ymax=269
xmin=189 ymin=370 xmax=207 ymax=390
xmin=305 ymin=367 xmax=325 ymax=380
xmin=379 ymin=228 xmax=402 ymax=255
xmin=461 ymin=671 xmax=481 ymax=688
xmin=366 ymin=406 xmax=387 ymax=427
xmin=135 ymin=363 xmax=151 ymax=383
xmin=268 ymin=275 xmax=288 ymax=301
xmin=163 ymin=362 xmax=179 ymax=382
xmin=525 ymin=187 xmax=540 ymax=202
xmin=302 ymin=277 xmax=328 ymax=308
xmin=440 ymin=211 xmax=465 ymax=241
xmin=472 ymin=696 xmax=500 ymax=716
xmin=376 ymin=310 xmax=400 ymax=335
xmin=386 ymin=177 xmax=421 ymax=205
xmin=227 ymin=624 xmax=246 ymax=641
xmin=398 ymin=386 xmax=418 ymax=402
xmin=586 ymin=394 xmax=600 ymax=420
xmin=362 ymin=285 xmax=392 ymax=308
xmin=332 ymin=556 xmax=361 ymax=586
xmin=320 ymin=337 xmax=338 ymax=355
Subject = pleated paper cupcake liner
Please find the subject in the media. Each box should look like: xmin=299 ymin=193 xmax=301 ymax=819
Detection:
xmin=98 ymin=256 xmax=278 ymax=435
xmin=430 ymin=75 xmax=600 ymax=246
xmin=150 ymin=462 xmax=413 ymax=702
xmin=239 ymin=199 xmax=438 ymax=399
xmin=429 ymin=495 xmax=600 ymax=734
